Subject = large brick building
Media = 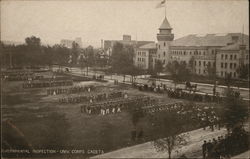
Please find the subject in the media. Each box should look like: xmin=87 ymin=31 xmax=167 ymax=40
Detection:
xmin=134 ymin=17 xmax=249 ymax=79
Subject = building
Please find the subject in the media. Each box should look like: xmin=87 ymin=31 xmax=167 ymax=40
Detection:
xmin=135 ymin=42 xmax=157 ymax=70
xmin=60 ymin=37 xmax=83 ymax=48
xmin=170 ymin=33 xmax=249 ymax=78
xmin=216 ymin=42 xmax=249 ymax=79
xmin=103 ymin=35 xmax=154 ymax=57
xmin=133 ymin=15 xmax=249 ymax=79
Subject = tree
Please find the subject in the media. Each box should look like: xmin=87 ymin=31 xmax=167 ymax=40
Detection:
xmin=110 ymin=42 xmax=143 ymax=83
xmin=25 ymin=36 xmax=41 ymax=47
xmin=166 ymin=61 xmax=191 ymax=89
xmin=205 ymin=64 xmax=216 ymax=79
xmin=82 ymin=45 xmax=95 ymax=75
xmin=71 ymin=41 xmax=80 ymax=65
xmin=25 ymin=36 xmax=42 ymax=67
xmin=155 ymin=60 xmax=163 ymax=75
xmin=188 ymin=56 xmax=195 ymax=74
xmin=224 ymin=72 xmax=233 ymax=88
xmin=236 ymin=64 xmax=249 ymax=79
xmin=150 ymin=112 xmax=188 ymax=159
xmin=221 ymin=87 xmax=248 ymax=133
xmin=51 ymin=44 xmax=70 ymax=70
xmin=79 ymin=55 xmax=85 ymax=74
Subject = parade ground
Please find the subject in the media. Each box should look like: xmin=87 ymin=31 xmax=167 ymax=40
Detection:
xmin=2 ymin=70 xmax=189 ymax=158
xmin=2 ymin=69 xmax=249 ymax=158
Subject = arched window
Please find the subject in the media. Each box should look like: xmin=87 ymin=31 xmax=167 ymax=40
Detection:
xmin=164 ymin=42 xmax=166 ymax=47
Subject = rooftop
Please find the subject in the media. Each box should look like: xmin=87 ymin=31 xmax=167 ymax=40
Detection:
xmin=172 ymin=33 xmax=249 ymax=47
xmin=159 ymin=17 xmax=172 ymax=30
xmin=139 ymin=42 xmax=157 ymax=49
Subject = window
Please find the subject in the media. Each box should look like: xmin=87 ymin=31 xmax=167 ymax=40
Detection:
xmin=203 ymin=51 xmax=205 ymax=55
xmin=230 ymin=55 xmax=233 ymax=60
xmin=234 ymin=63 xmax=236 ymax=68
xmin=184 ymin=51 xmax=186 ymax=55
xmin=138 ymin=57 xmax=140 ymax=61
xmin=203 ymin=70 xmax=206 ymax=73
xmin=225 ymin=54 xmax=228 ymax=59
xmin=163 ymin=60 xmax=165 ymax=64
xmin=199 ymin=69 xmax=200 ymax=74
xmin=221 ymin=54 xmax=224 ymax=59
xmin=159 ymin=45 xmax=160 ymax=49
xmin=199 ymin=51 xmax=201 ymax=55
xmin=163 ymin=52 xmax=166 ymax=56
xmin=225 ymin=63 xmax=228 ymax=68
xmin=164 ymin=42 xmax=166 ymax=47
xmin=195 ymin=61 xmax=197 ymax=66
xmin=221 ymin=71 xmax=223 ymax=77
xmin=208 ymin=62 xmax=211 ymax=66
xmin=190 ymin=52 xmax=192 ymax=55
xmin=213 ymin=62 xmax=215 ymax=67
xmin=234 ymin=72 xmax=236 ymax=78
xmin=234 ymin=55 xmax=237 ymax=59
xmin=203 ymin=61 xmax=206 ymax=66
xmin=221 ymin=63 xmax=224 ymax=68
xmin=199 ymin=61 xmax=201 ymax=66
xmin=212 ymin=50 xmax=214 ymax=54
xmin=230 ymin=63 xmax=232 ymax=69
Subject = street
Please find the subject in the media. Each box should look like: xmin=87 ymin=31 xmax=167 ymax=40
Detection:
xmin=53 ymin=66 xmax=250 ymax=100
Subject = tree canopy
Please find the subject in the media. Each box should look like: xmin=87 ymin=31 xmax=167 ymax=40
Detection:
xmin=166 ymin=61 xmax=191 ymax=88
xmin=110 ymin=42 xmax=144 ymax=82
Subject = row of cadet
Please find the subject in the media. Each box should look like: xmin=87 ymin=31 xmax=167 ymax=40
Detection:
xmin=23 ymin=80 xmax=73 ymax=88
xmin=136 ymin=83 xmax=223 ymax=103
xmin=59 ymin=91 xmax=124 ymax=104
xmin=141 ymin=102 xmax=221 ymax=131
xmin=202 ymin=127 xmax=249 ymax=159
xmin=1 ymin=72 xmax=44 ymax=81
xmin=81 ymin=96 xmax=157 ymax=115
xmin=47 ymin=85 xmax=95 ymax=95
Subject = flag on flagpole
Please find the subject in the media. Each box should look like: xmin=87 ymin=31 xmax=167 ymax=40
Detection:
xmin=155 ymin=0 xmax=166 ymax=9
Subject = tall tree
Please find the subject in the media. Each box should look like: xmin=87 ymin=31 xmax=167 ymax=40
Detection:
xmin=71 ymin=41 xmax=80 ymax=65
xmin=150 ymin=112 xmax=188 ymax=159
xmin=82 ymin=45 xmax=95 ymax=75
xmin=110 ymin=42 xmax=143 ymax=83
xmin=166 ymin=61 xmax=191 ymax=89
xmin=155 ymin=60 xmax=163 ymax=75
xmin=25 ymin=36 xmax=41 ymax=47
xmin=236 ymin=64 xmax=249 ymax=79
xmin=188 ymin=56 xmax=195 ymax=74
xmin=221 ymin=87 xmax=248 ymax=133
xmin=25 ymin=36 xmax=42 ymax=66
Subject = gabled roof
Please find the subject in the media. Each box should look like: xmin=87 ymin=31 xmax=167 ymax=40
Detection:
xmin=159 ymin=17 xmax=172 ymax=30
xmin=139 ymin=42 xmax=157 ymax=49
xmin=172 ymin=33 xmax=249 ymax=47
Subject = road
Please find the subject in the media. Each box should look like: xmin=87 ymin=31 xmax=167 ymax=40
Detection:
xmin=52 ymin=66 xmax=249 ymax=100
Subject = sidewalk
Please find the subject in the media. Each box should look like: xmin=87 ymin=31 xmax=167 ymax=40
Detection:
xmin=232 ymin=150 xmax=250 ymax=159
xmin=92 ymin=128 xmax=227 ymax=158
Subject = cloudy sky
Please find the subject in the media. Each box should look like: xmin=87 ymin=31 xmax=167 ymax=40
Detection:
xmin=1 ymin=0 xmax=249 ymax=47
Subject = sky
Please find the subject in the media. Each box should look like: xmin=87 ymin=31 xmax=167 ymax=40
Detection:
xmin=1 ymin=0 xmax=249 ymax=47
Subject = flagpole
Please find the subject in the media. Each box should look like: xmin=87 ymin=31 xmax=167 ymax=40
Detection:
xmin=164 ymin=1 xmax=166 ymax=18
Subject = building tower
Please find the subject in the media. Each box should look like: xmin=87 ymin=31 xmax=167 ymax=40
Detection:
xmin=156 ymin=17 xmax=174 ymax=66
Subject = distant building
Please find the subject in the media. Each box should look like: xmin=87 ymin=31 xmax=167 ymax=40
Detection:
xmin=103 ymin=35 xmax=154 ymax=57
xmin=135 ymin=43 xmax=157 ymax=70
xmin=60 ymin=37 xmax=83 ymax=48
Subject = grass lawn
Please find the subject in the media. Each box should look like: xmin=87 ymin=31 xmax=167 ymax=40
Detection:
xmin=1 ymin=71 xmax=215 ymax=158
